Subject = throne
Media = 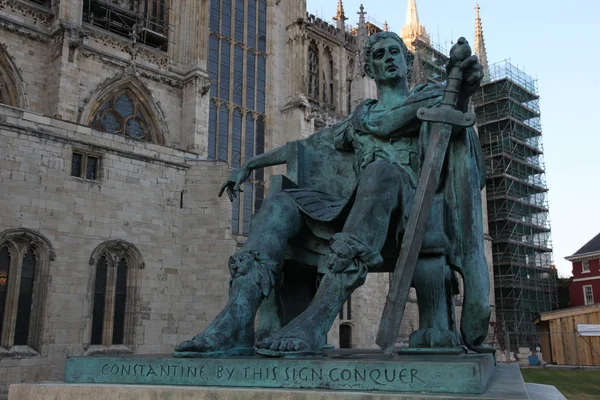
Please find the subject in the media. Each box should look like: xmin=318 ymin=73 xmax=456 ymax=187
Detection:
xmin=255 ymin=125 xmax=461 ymax=349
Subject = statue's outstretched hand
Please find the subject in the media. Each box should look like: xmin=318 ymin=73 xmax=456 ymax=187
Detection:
xmin=218 ymin=166 xmax=251 ymax=202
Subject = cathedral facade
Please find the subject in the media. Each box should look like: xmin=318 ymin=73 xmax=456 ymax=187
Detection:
xmin=0 ymin=0 xmax=493 ymax=396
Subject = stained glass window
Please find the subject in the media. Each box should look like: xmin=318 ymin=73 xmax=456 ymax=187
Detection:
xmin=257 ymin=55 xmax=266 ymax=114
xmin=247 ymin=1 xmax=256 ymax=48
xmin=218 ymin=106 xmax=229 ymax=161
xmin=257 ymin=0 xmax=266 ymax=52
xmin=339 ymin=324 xmax=351 ymax=349
xmin=209 ymin=0 xmax=220 ymax=32
xmin=209 ymin=0 xmax=266 ymax=233
xmin=112 ymin=258 xmax=128 ymax=345
xmin=0 ymin=247 xmax=10 ymax=339
xmin=234 ymin=0 xmax=245 ymax=43
xmin=91 ymin=255 xmax=108 ymax=345
xmin=233 ymin=46 xmax=244 ymax=106
xmin=86 ymin=156 xmax=99 ymax=180
xmin=246 ymin=52 xmax=255 ymax=109
xmin=71 ymin=153 xmax=83 ymax=177
xmin=231 ymin=109 xmax=243 ymax=232
xmin=208 ymin=35 xmax=219 ymax=98
xmin=91 ymin=92 xmax=154 ymax=142
xmin=308 ymin=45 xmax=320 ymax=101
xmin=219 ymin=40 xmax=231 ymax=100
xmin=221 ymin=0 xmax=232 ymax=38
xmin=14 ymin=248 xmax=36 ymax=346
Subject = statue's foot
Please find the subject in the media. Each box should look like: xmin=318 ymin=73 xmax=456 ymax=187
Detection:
xmin=409 ymin=328 xmax=460 ymax=348
xmin=255 ymin=310 xmax=328 ymax=357
xmin=173 ymin=303 xmax=255 ymax=357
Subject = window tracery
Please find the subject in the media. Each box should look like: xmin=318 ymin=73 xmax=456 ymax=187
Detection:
xmin=207 ymin=0 xmax=267 ymax=235
xmin=0 ymin=229 xmax=54 ymax=352
xmin=90 ymin=91 xmax=155 ymax=143
xmin=308 ymin=44 xmax=320 ymax=101
xmin=88 ymin=240 xmax=143 ymax=349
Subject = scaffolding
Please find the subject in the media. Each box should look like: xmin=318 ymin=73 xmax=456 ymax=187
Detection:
xmin=82 ymin=0 xmax=170 ymax=50
xmin=405 ymin=36 xmax=448 ymax=86
xmin=472 ymin=60 xmax=557 ymax=349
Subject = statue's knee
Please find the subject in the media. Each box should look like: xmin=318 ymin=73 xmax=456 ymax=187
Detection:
xmin=359 ymin=161 xmax=402 ymax=192
xmin=261 ymin=191 xmax=296 ymax=213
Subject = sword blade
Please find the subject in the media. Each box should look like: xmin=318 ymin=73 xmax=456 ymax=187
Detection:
xmin=376 ymin=122 xmax=453 ymax=354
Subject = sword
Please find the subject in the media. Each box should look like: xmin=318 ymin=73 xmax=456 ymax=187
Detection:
xmin=376 ymin=37 xmax=477 ymax=354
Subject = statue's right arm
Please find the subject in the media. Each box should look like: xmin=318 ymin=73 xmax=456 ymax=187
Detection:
xmin=244 ymin=143 xmax=288 ymax=171
xmin=219 ymin=143 xmax=290 ymax=200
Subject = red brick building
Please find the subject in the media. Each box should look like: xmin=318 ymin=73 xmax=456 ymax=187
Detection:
xmin=566 ymin=232 xmax=600 ymax=306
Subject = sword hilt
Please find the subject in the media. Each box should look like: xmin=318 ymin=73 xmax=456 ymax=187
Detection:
xmin=440 ymin=37 xmax=472 ymax=110
xmin=416 ymin=37 xmax=476 ymax=128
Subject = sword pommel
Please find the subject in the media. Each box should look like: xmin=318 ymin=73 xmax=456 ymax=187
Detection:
xmin=441 ymin=37 xmax=472 ymax=110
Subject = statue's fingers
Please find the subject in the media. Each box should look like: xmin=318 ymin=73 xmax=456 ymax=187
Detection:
xmin=227 ymin=187 xmax=236 ymax=202
xmin=460 ymin=55 xmax=478 ymax=69
xmin=218 ymin=182 xmax=229 ymax=197
xmin=466 ymin=66 xmax=484 ymax=85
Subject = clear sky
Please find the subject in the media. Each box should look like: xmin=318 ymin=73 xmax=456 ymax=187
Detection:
xmin=306 ymin=0 xmax=600 ymax=278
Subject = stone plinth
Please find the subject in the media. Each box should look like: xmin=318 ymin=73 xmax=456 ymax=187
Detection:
xmin=64 ymin=351 xmax=494 ymax=394
xmin=8 ymin=365 xmax=565 ymax=400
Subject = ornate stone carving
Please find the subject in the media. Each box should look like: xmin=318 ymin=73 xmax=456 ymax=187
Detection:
xmin=0 ymin=0 xmax=54 ymax=27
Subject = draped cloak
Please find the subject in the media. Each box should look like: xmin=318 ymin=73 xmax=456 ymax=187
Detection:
xmin=284 ymin=83 xmax=487 ymax=278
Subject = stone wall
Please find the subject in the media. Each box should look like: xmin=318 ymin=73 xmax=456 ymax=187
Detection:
xmin=0 ymin=105 xmax=234 ymax=397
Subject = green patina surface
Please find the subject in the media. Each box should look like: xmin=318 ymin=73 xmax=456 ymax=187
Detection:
xmin=65 ymin=353 xmax=494 ymax=394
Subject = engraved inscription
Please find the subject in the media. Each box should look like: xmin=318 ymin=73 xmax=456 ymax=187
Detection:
xmin=99 ymin=362 xmax=425 ymax=387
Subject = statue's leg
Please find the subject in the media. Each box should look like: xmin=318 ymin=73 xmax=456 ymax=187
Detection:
xmin=256 ymin=161 xmax=406 ymax=355
xmin=173 ymin=192 xmax=304 ymax=357
xmin=409 ymin=256 xmax=460 ymax=348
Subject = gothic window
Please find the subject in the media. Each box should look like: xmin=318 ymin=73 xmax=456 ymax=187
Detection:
xmin=322 ymin=47 xmax=334 ymax=107
xmin=14 ymin=249 xmax=36 ymax=346
xmin=308 ymin=44 xmax=320 ymax=101
xmin=0 ymin=48 xmax=26 ymax=109
xmin=89 ymin=240 xmax=143 ymax=349
xmin=71 ymin=151 xmax=100 ymax=181
xmin=339 ymin=324 xmax=352 ymax=349
xmin=0 ymin=229 xmax=54 ymax=351
xmin=90 ymin=91 xmax=156 ymax=143
xmin=207 ymin=0 xmax=266 ymax=234
xmin=0 ymin=247 xmax=10 ymax=340
xmin=82 ymin=0 xmax=169 ymax=50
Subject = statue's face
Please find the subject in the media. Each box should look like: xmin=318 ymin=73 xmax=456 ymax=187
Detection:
xmin=366 ymin=38 xmax=407 ymax=85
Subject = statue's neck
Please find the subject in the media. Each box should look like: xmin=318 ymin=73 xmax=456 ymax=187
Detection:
xmin=376 ymin=81 xmax=410 ymax=108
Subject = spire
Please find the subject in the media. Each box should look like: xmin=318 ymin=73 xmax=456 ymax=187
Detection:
xmin=474 ymin=3 xmax=490 ymax=81
xmin=333 ymin=0 xmax=347 ymax=32
xmin=357 ymin=4 xmax=368 ymax=49
xmin=400 ymin=0 xmax=430 ymax=50
xmin=405 ymin=0 xmax=419 ymax=27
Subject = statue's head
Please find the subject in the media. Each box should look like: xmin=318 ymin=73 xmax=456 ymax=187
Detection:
xmin=363 ymin=32 xmax=409 ymax=85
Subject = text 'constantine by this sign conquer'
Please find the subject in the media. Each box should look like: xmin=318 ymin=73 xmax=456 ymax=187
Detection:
xmin=65 ymin=354 xmax=494 ymax=394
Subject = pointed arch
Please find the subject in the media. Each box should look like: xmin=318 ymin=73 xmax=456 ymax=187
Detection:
xmin=0 ymin=229 xmax=54 ymax=351
xmin=0 ymin=44 xmax=28 ymax=109
xmin=322 ymin=46 xmax=334 ymax=106
xmin=307 ymin=41 xmax=320 ymax=101
xmin=80 ymin=73 xmax=170 ymax=146
xmin=88 ymin=239 xmax=144 ymax=349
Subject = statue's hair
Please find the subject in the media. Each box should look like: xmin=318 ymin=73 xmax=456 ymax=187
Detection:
xmin=363 ymin=32 xmax=410 ymax=73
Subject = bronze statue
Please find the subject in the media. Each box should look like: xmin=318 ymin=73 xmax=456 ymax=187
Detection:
xmin=174 ymin=32 xmax=491 ymax=358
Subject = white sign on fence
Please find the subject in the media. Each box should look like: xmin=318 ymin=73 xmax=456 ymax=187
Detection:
xmin=577 ymin=324 xmax=600 ymax=337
